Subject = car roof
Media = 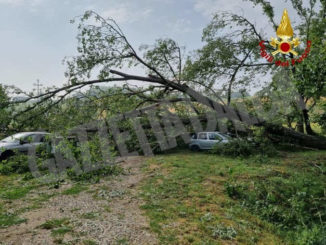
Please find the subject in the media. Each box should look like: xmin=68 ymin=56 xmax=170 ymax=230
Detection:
xmin=196 ymin=132 xmax=224 ymax=134
xmin=14 ymin=132 xmax=49 ymax=135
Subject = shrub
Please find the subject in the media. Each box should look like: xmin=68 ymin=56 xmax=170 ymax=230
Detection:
xmin=211 ymin=128 xmax=277 ymax=157
xmin=0 ymin=154 xmax=30 ymax=175
xmin=212 ymin=138 xmax=256 ymax=157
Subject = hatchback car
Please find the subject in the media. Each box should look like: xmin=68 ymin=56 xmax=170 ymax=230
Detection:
xmin=189 ymin=132 xmax=231 ymax=151
xmin=0 ymin=132 xmax=49 ymax=160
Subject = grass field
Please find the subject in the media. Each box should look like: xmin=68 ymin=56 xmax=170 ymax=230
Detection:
xmin=140 ymin=150 xmax=326 ymax=245
xmin=0 ymin=149 xmax=325 ymax=244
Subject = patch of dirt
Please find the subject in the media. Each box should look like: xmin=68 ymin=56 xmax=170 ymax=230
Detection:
xmin=0 ymin=157 xmax=158 ymax=245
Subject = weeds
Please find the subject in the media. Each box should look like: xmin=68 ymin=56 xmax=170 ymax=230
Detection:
xmin=39 ymin=218 xmax=70 ymax=230
xmin=210 ymin=224 xmax=237 ymax=240
xmin=0 ymin=186 xmax=32 ymax=200
xmin=62 ymin=184 xmax=88 ymax=195
xmin=39 ymin=218 xmax=73 ymax=238
xmin=0 ymin=212 xmax=26 ymax=228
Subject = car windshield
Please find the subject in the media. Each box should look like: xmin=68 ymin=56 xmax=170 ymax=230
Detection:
xmin=1 ymin=133 xmax=31 ymax=143
xmin=220 ymin=133 xmax=231 ymax=139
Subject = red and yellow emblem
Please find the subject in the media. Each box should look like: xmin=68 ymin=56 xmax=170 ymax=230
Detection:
xmin=270 ymin=9 xmax=300 ymax=56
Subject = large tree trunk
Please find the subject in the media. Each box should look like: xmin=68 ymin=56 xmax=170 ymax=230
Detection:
xmin=302 ymin=109 xmax=315 ymax=135
xmin=109 ymin=70 xmax=326 ymax=150
xmin=263 ymin=123 xmax=326 ymax=149
xmin=296 ymin=116 xmax=305 ymax=133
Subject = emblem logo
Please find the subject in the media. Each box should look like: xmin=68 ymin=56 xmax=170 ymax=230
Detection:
xmin=259 ymin=8 xmax=311 ymax=67
xmin=270 ymin=9 xmax=300 ymax=56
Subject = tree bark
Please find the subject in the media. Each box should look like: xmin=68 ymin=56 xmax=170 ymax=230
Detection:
xmin=296 ymin=116 xmax=305 ymax=133
xmin=302 ymin=108 xmax=315 ymax=135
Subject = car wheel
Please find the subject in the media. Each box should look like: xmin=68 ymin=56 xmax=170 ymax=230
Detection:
xmin=190 ymin=145 xmax=200 ymax=151
xmin=0 ymin=151 xmax=14 ymax=161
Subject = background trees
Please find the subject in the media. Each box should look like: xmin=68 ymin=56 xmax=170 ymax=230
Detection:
xmin=187 ymin=0 xmax=325 ymax=135
xmin=0 ymin=85 xmax=11 ymax=137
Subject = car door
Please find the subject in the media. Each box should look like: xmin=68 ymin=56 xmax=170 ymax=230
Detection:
xmin=17 ymin=134 xmax=39 ymax=153
xmin=217 ymin=133 xmax=230 ymax=144
xmin=33 ymin=134 xmax=47 ymax=147
xmin=197 ymin=132 xmax=210 ymax=149
xmin=207 ymin=133 xmax=223 ymax=149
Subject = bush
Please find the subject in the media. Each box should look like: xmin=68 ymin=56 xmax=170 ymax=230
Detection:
xmin=0 ymin=154 xmax=30 ymax=175
xmin=211 ymin=127 xmax=277 ymax=157
xmin=212 ymin=138 xmax=256 ymax=157
xmin=211 ymin=138 xmax=277 ymax=157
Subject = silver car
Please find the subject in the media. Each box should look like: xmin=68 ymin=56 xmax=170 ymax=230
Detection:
xmin=189 ymin=132 xmax=230 ymax=151
xmin=0 ymin=132 xmax=49 ymax=160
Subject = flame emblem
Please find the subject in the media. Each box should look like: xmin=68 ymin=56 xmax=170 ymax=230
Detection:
xmin=270 ymin=9 xmax=300 ymax=56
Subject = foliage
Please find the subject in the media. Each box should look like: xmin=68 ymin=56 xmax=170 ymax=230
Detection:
xmin=211 ymin=129 xmax=277 ymax=157
xmin=0 ymin=85 xmax=11 ymax=136
xmin=312 ymin=100 xmax=326 ymax=134
xmin=185 ymin=11 xmax=265 ymax=105
xmin=0 ymin=154 xmax=30 ymax=175
xmin=212 ymin=138 xmax=257 ymax=157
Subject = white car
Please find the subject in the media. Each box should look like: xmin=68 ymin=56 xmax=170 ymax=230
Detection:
xmin=189 ymin=132 xmax=231 ymax=151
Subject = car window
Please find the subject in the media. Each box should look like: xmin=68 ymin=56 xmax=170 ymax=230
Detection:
xmin=1 ymin=133 xmax=29 ymax=143
xmin=191 ymin=134 xmax=197 ymax=139
xmin=198 ymin=133 xmax=207 ymax=140
xmin=23 ymin=134 xmax=45 ymax=143
xmin=39 ymin=135 xmax=46 ymax=142
xmin=209 ymin=133 xmax=222 ymax=141
xmin=36 ymin=134 xmax=48 ymax=143
xmin=220 ymin=133 xmax=231 ymax=139
xmin=20 ymin=135 xmax=36 ymax=143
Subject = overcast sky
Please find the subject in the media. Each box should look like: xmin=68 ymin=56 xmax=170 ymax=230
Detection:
xmin=0 ymin=0 xmax=305 ymax=92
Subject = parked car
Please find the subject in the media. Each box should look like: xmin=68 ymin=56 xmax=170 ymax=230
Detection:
xmin=189 ymin=131 xmax=231 ymax=151
xmin=0 ymin=132 xmax=49 ymax=160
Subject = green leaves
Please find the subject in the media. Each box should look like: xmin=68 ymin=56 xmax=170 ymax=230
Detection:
xmin=65 ymin=11 xmax=135 ymax=83
xmin=141 ymin=38 xmax=184 ymax=81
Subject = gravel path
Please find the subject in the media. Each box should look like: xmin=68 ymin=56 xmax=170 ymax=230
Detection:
xmin=0 ymin=157 xmax=158 ymax=245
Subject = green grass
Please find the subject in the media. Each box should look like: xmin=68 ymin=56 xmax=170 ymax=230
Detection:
xmin=115 ymin=238 xmax=129 ymax=245
xmin=0 ymin=186 xmax=32 ymax=200
xmin=80 ymin=212 xmax=99 ymax=220
xmin=0 ymin=212 xmax=26 ymax=228
xmin=83 ymin=240 xmax=98 ymax=245
xmin=51 ymin=226 xmax=73 ymax=236
xmin=39 ymin=218 xmax=70 ymax=230
xmin=39 ymin=217 xmax=73 ymax=237
xmin=62 ymin=184 xmax=88 ymax=195
xmin=141 ymin=150 xmax=326 ymax=244
xmin=0 ymin=175 xmax=43 ymax=228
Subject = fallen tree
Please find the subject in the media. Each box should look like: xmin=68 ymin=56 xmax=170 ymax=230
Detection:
xmin=6 ymin=10 xmax=326 ymax=150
